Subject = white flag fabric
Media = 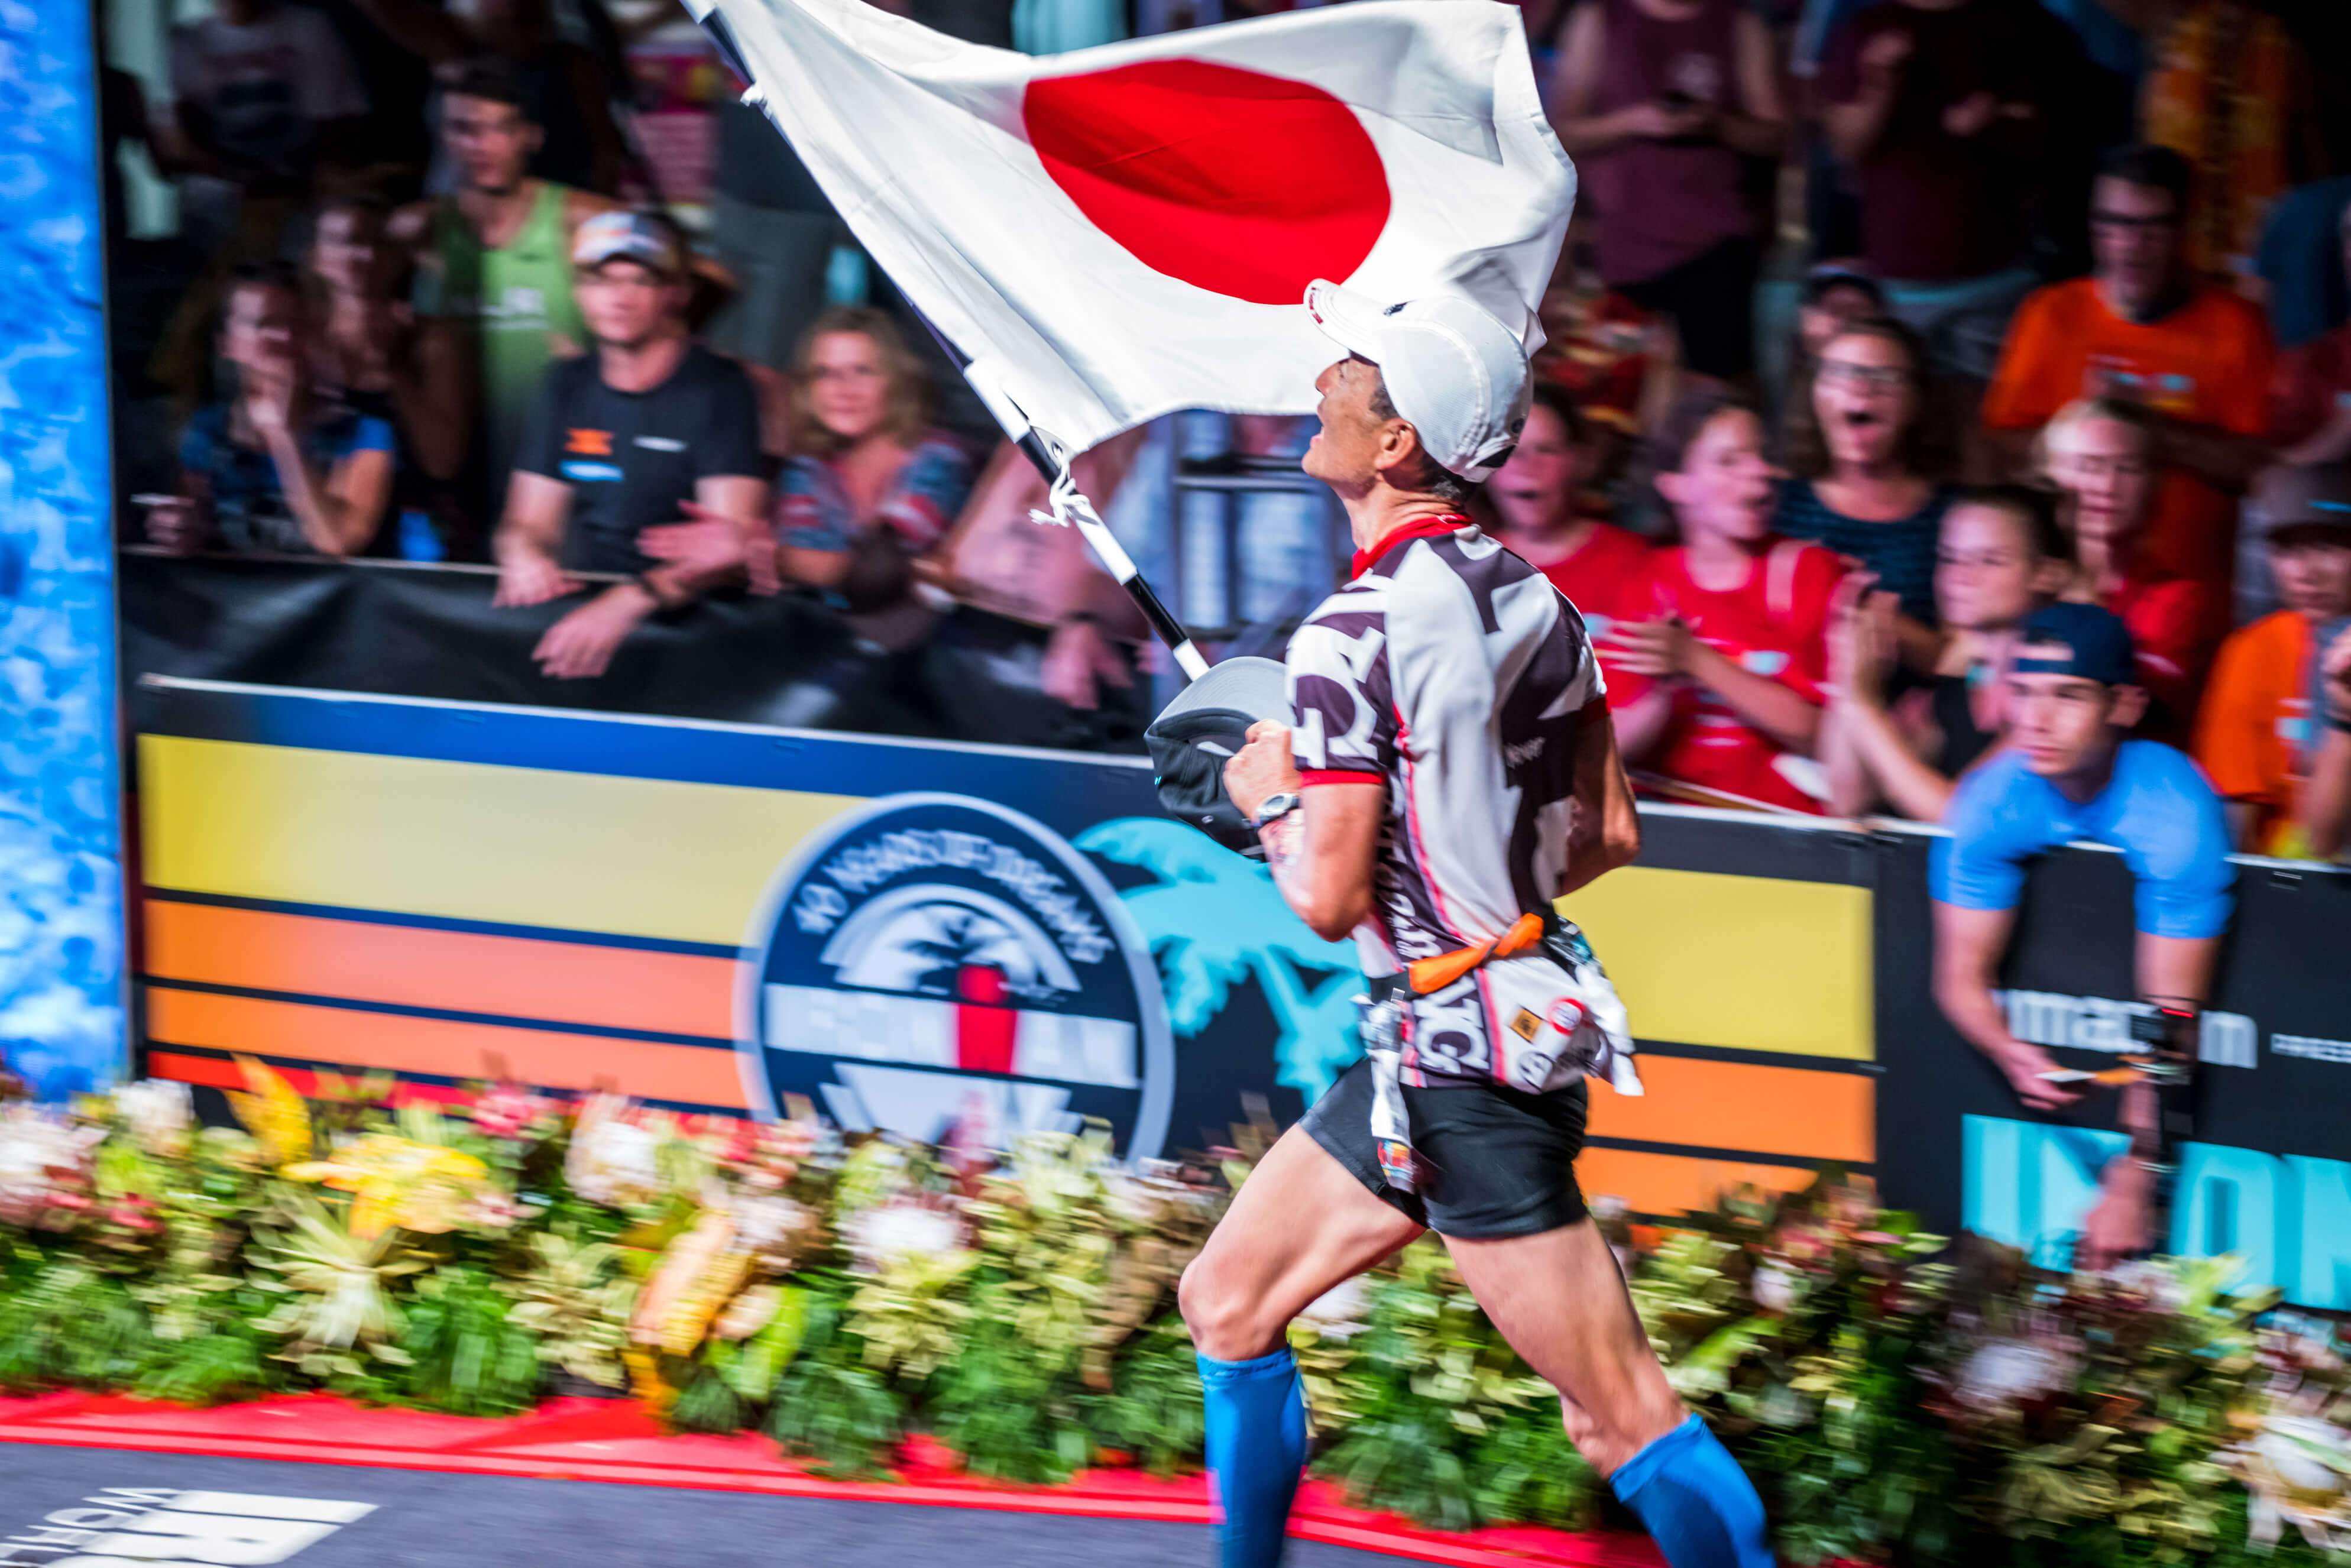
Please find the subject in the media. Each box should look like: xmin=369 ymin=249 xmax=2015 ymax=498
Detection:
xmin=689 ymin=0 xmax=1576 ymax=458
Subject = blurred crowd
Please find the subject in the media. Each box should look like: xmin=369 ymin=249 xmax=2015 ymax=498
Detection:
xmin=102 ymin=0 xmax=2351 ymax=856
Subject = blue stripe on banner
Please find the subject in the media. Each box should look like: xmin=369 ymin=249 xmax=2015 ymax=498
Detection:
xmin=140 ymin=678 xmax=1158 ymax=818
xmin=143 ymin=888 xmax=743 ymax=959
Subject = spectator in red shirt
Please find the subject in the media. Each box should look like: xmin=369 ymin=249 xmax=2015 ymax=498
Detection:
xmin=1819 ymin=0 xmax=2077 ymax=383
xmin=1604 ymin=391 xmax=1849 ymax=812
xmin=1479 ymin=383 xmax=1653 ymax=665
xmin=2040 ymin=396 xmax=2223 ymax=738
xmin=1983 ymin=144 xmax=2275 ymax=594
xmin=2269 ymin=201 xmax=2351 ymax=468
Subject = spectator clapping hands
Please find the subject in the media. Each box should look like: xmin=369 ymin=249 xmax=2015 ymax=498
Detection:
xmin=639 ymin=500 xmax=779 ymax=597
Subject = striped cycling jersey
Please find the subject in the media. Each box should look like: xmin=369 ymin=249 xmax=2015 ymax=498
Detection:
xmin=1287 ymin=517 xmax=1607 ymax=1086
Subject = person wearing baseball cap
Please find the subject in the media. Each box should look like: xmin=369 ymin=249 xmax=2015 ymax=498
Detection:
xmin=2195 ymin=465 xmax=2351 ymax=855
xmin=1932 ymin=598 xmax=2234 ymax=1273
xmin=490 ymin=208 xmax=768 ymax=680
xmin=1173 ymin=280 xmax=1777 ymax=1568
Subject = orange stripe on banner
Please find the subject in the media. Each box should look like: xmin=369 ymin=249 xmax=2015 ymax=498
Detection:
xmin=148 ymin=1052 xmax=480 ymax=1106
xmin=1574 ymin=1147 xmax=1821 ymax=1217
xmin=1583 ymin=1057 xmax=1873 ymax=1164
xmin=145 ymin=902 xmax=739 ymax=1041
xmin=147 ymin=989 xmax=750 ymax=1109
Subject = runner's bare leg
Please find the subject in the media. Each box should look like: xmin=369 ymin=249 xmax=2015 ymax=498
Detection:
xmin=1180 ymin=1122 xmax=1424 ymax=1568
xmin=1446 ymin=1220 xmax=1774 ymax=1567
xmin=1181 ymin=1120 xmax=1424 ymax=1359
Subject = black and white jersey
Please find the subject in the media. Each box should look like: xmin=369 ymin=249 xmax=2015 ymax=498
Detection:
xmin=1287 ymin=517 xmax=1608 ymax=1087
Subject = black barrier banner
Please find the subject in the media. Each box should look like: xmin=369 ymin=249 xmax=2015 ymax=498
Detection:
xmin=1870 ymin=825 xmax=2351 ymax=1311
xmin=119 ymin=550 xmax=1149 ymax=754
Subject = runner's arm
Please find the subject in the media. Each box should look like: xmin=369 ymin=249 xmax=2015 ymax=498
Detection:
xmin=1560 ymin=703 xmax=1640 ymax=898
xmin=1225 ymin=721 xmax=1384 ymax=943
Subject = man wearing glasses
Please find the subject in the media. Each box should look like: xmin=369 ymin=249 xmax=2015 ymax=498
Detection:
xmin=1981 ymin=142 xmax=2274 ymax=602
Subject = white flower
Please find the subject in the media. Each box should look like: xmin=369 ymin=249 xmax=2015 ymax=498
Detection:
xmin=1954 ymin=1339 xmax=2073 ymax=1410
xmin=568 ymin=1097 xmax=663 ymax=1206
xmin=112 ymin=1080 xmax=193 ymax=1154
xmin=1296 ymin=1277 xmax=1372 ymax=1339
xmin=844 ymin=1201 xmax=965 ymax=1274
xmin=733 ymin=1194 xmax=812 ymax=1262
xmin=2250 ymin=1415 xmax=2351 ymax=1497
xmin=1751 ymin=1262 xmax=1799 ymax=1314
xmin=0 ymin=1107 xmax=101 ymax=1228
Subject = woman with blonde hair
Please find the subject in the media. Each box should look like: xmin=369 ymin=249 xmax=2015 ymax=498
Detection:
xmin=771 ymin=305 xmax=973 ymax=607
xmin=2037 ymin=395 xmax=2223 ymax=736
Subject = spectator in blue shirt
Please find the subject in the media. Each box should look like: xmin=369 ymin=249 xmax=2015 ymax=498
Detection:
xmin=145 ymin=263 xmax=396 ymax=559
xmin=1930 ymin=600 xmax=2233 ymax=1270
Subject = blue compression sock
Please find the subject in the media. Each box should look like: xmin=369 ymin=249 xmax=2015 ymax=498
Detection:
xmin=1197 ymin=1346 xmax=1308 ymax=1568
xmin=1608 ymin=1414 xmax=1775 ymax=1568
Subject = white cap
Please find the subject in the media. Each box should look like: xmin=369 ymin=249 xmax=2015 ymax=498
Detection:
xmin=1304 ymin=280 xmax=1533 ymax=482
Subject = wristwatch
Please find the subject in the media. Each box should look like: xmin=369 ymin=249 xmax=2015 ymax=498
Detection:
xmin=1249 ymin=791 xmax=1301 ymax=830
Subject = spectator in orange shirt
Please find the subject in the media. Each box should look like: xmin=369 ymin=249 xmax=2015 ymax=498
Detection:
xmin=2193 ymin=464 xmax=2351 ymax=856
xmin=2039 ymin=397 xmax=2224 ymax=740
xmin=1983 ymin=144 xmax=2274 ymax=594
xmin=2269 ymin=202 xmax=2351 ymax=468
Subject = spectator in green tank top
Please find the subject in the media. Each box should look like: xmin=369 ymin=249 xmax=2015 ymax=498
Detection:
xmin=391 ymin=57 xmax=621 ymax=533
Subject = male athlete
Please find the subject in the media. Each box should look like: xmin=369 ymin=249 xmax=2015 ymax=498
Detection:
xmin=1177 ymin=281 xmax=1776 ymax=1568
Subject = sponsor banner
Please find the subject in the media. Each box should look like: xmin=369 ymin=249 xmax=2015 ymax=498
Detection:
xmin=134 ymin=679 xmax=1872 ymax=1204
xmin=1873 ymin=824 xmax=2351 ymax=1308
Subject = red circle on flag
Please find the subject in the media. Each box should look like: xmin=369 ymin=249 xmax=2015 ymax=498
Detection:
xmin=1024 ymin=60 xmax=1390 ymax=306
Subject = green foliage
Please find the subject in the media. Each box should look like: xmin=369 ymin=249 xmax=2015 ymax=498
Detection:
xmin=1083 ymin=1317 xmax=1206 ymax=1478
xmin=1310 ymin=1240 xmax=1591 ymax=1532
xmin=394 ymin=1266 xmax=543 ymax=1416
xmin=765 ymin=1279 xmax=908 ymax=1476
xmin=8 ymin=1086 xmax=2351 ymax=1568
xmin=0 ymin=1260 xmax=156 ymax=1390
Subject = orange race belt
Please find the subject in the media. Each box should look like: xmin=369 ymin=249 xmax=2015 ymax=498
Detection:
xmin=1404 ymin=911 xmax=1549 ymax=996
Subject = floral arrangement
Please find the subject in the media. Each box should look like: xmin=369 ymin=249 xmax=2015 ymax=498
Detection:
xmin=0 ymin=1065 xmax=2346 ymax=1568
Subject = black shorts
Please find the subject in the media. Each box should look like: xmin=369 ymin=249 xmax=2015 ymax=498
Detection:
xmin=1301 ymin=1055 xmax=1590 ymax=1240
xmin=1616 ymin=237 xmax=1759 ymax=381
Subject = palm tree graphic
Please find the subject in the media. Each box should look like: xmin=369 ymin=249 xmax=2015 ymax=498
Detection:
xmin=1074 ymin=818 xmax=1364 ymax=1103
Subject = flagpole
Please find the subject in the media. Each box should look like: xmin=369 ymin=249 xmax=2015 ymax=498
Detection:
xmin=908 ymin=316 xmax=1212 ymax=684
xmin=689 ymin=7 xmax=1206 ymax=683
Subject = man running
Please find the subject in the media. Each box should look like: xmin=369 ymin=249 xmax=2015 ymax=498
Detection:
xmin=1180 ymin=281 xmax=1774 ymax=1568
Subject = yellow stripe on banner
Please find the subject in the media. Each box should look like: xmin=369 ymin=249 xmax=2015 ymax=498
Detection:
xmin=1560 ymin=866 xmax=1873 ymax=1061
xmin=140 ymin=736 xmax=863 ymax=947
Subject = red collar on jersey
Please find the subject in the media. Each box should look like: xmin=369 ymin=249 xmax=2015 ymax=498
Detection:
xmin=1351 ymin=514 xmax=1471 ymax=579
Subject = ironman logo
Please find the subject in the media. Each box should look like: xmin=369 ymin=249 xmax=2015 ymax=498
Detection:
xmin=739 ymin=794 xmax=1174 ymax=1159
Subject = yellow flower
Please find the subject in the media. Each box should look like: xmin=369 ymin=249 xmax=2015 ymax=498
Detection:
xmin=228 ymin=1057 xmax=313 ymax=1168
xmin=284 ymin=1133 xmax=492 ymax=1239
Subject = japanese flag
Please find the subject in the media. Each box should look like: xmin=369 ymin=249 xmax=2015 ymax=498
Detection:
xmin=688 ymin=0 xmax=1575 ymax=458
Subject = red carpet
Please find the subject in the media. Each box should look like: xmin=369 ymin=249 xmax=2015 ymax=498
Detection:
xmin=0 ymin=1392 xmax=1672 ymax=1567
